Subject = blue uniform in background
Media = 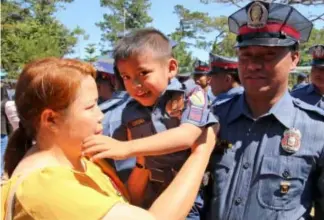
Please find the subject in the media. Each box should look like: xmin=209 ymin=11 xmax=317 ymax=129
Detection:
xmin=207 ymin=91 xmax=324 ymax=220
xmin=103 ymin=78 xmax=217 ymax=219
xmin=291 ymin=81 xmax=308 ymax=91
xmin=100 ymin=91 xmax=136 ymax=182
xmin=291 ymin=84 xmax=324 ymax=111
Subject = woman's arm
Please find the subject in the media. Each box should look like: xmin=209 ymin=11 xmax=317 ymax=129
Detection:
xmin=103 ymin=125 xmax=218 ymax=220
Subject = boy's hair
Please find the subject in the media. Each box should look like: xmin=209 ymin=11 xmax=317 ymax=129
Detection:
xmin=113 ymin=28 xmax=172 ymax=63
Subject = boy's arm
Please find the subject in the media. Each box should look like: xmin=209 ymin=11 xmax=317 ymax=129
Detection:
xmin=125 ymin=86 xmax=218 ymax=156
xmin=83 ymin=86 xmax=218 ymax=159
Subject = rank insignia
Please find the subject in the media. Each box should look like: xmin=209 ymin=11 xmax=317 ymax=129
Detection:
xmin=280 ymin=181 xmax=291 ymax=194
xmin=281 ymin=128 xmax=301 ymax=154
xmin=247 ymin=1 xmax=268 ymax=29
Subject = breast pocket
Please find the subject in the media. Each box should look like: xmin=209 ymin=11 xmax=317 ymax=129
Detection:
xmin=210 ymin=151 xmax=235 ymax=197
xmin=258 ymin=156 xmax=312 ymax=210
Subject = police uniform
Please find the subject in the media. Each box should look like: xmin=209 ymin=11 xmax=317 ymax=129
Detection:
xmin=206 ymin=1 xmax=324 ymax=220
xmin=107 ymin=78 xmax=217 ymax=219
xmin=192 ymin=60 xmax=216 ymax=104
xmin=291 ymin=45 xmax=324 ymax=110
xmin=208 ymin=53 xmax=244 ymax=106
xmin=291 ymin=73 xmax=308 ymax=91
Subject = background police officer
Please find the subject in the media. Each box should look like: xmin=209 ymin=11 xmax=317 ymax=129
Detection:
xmin=291 ymin=44 xmax=324 ymax=110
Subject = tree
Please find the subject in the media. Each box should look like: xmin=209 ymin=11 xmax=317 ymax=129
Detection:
xmin=174 ymin=5 xmax=236 ymax=58
xmin=1 ymin=0 xmax=86 ymax=78
xmin=96 ymin=0 xmax=153 ymax=53
xmin=84 ymin=43 xmax=98 ymax=63
xmin=299 ymin=27 xmax=324 ymax=66
xmin=168 ymin=30 xmax=194 ymax=71
xmin=199 ymin=0 xmax=324 ymax=7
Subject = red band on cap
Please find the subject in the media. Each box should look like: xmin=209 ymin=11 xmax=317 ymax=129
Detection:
xmin=195 ymin=66 xmax=210 ymax=72
xmin=211 ymin=61 xmax=238 ymax=69
xmin=239 ymin=22 xmax=300 ymax=40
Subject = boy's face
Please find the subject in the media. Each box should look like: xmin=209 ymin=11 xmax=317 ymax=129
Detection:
xmin=117 ymin=50 xmax=178 ymax=106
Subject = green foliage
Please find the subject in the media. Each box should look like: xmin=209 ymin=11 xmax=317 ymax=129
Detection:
xmin=299 ymin=28 xmax=324 ymax=66
xmin=1 ymin=0 xmax=86 ymax=79
xmin=84 ymin=43 xmax=98 ymax=63
xmin=96 ymin=0 xmax=153 ymax=53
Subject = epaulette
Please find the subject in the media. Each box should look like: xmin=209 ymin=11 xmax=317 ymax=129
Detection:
xmin=212 ymin=93 xmax=241 ymax=107
xmin=292 ymin=98 xmax=324 ymax=117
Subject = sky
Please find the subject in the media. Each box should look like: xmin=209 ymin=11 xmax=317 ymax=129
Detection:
xmin=55 ymin=0 xmax=324 ymax=61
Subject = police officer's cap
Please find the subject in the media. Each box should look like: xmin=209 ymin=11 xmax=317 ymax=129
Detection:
xmin=228 ymin=1 xmax=313 ymax=47
xmin=193 ymin=60 xmax=210 ymax=75
xmin=93 ymin=59 xmax=115 ymax=75
xmin=177 ymin=66 xmax=192 ymax=78
xmin=297 ymin=72 xmax=307 ymax=79
xmin=209 ymin=53 xmax=238 ymax=74
xmin=309 ymin=44 xmax=324 ymax=67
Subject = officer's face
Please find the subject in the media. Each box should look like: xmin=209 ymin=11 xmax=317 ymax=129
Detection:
xmin=54 ymin=76 xmax=104 ymax=153
xmin=237 ymin=46 xmax=299 ymax=98
xmin=210 ymin=73 xmax=229 ymax=96
xmin=97 ymin=80 xmax=114 ymax=101
xmin=311 ymin=66 xmax=324 ymax=93
xmin=193 ymin=74 xmax=211 ymax=89
xmin=117 ymin=50 xmax=178 ymax=106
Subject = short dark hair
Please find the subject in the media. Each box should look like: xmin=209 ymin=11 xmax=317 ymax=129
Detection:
xmin=113 ymin=28 xmax=172 ymax=63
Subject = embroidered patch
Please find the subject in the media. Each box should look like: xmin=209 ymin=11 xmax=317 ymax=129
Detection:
xmin=189 ymin=90 xmax=205 ymax=107
xmin=166 ymin=93 xmax=185 ymax=119
xmin=188 ymin=106 xmax=203 ymax=122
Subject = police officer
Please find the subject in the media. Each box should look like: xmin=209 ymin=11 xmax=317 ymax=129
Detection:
xmin=208 ymin=53 xmax=244 ymax=106
xmin=291 ymin=44 xmax=324 ymax=110
xmin=192 ymin=59 xmax=215 ymax=103
xmin=291 ymin=72 xmax=308 ymax=91
xmin=206 ymin=1 xmax=324 ymax=219
xmin=177 ymin=66 xmax=195 ymax=88
xmin=93 ymin=59 xmax=116 ymax=104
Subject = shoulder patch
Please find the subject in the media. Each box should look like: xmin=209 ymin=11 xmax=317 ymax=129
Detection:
xmin=292 ymin=98 xmax=324 ymax=117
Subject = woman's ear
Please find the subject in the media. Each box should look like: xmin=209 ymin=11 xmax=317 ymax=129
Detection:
xmin=39 ymin=109 xmax=61 ymax=133
xmin=168 ymin=58 xmax=178 ymax=79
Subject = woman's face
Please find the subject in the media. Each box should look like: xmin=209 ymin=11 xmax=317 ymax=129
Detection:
xmin=55 ymin=75 xmax=104 ymax=153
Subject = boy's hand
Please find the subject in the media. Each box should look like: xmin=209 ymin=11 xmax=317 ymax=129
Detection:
xmin=82 ymin=135 xmax=132 ymax=160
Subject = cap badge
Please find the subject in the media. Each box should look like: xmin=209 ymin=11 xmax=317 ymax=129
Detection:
xmin=247 ymin=1 xmax=268 ymax=29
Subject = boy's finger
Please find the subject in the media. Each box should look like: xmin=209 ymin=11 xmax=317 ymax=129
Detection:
xmin=82 ymin=145 xmax=111 ymax=155
xmin=91 ymin=152 xmax=113 ymax=161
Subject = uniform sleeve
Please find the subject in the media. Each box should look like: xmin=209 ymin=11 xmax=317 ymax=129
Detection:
xmin=16 ymin=170 xmax=125 ymax=220
xmin=181 ymin=86 xmax=218 ymax=127
xmin=315 ymin=146 xmax=324 ymax=219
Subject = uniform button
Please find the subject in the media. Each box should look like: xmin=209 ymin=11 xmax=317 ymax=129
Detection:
xmin=243 ymin=162 xmax=250 ymax=169
xmin=282 ymin=169 xmax=290 ymax=178
xmin=235 ymin=197 xmax=242 ymax=205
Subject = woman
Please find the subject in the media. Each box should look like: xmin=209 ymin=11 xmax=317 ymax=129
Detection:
xmin=2 ymin=58 xmax=216 ymax=220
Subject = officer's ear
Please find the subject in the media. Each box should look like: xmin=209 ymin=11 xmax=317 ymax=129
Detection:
xmin=167 ymin=58 xmax=178 ymax=79
xmin=290 ymin=50 xmax=300 ymax=71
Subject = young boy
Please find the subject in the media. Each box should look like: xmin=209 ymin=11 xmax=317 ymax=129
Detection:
xmin=82 ymin=28 xmax=218 ymax=218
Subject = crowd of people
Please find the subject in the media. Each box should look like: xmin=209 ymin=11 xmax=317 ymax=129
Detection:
xmin=1 ymin=1 xmax=324 ymax=220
